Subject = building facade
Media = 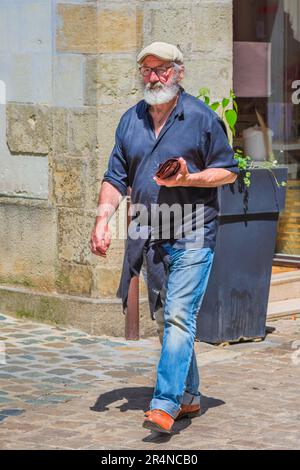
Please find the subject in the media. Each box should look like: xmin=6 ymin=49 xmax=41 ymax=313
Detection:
xmin=233 ymin=0 xmax=300 ymax=265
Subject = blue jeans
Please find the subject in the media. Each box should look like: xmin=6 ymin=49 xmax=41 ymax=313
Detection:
xmin=143 ymin=243 xmax=215 ymax=419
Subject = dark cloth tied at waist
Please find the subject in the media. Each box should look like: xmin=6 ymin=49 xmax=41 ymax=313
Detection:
xmin=116 ymin=226 xmax=169 ymax=320
xmin=116 ymin=218 xmax=219 ymax=320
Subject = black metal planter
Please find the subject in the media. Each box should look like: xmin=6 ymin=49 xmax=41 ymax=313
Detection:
xmin=196 ymin=166 xmax=288 ymax=345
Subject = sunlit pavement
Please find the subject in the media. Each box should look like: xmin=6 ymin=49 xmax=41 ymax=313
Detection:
xmin=0 ymin=313 xmax=299 ymax=450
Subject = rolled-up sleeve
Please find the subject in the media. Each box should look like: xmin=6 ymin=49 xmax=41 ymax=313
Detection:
xmin=202 ymin=116 xmax=239 ymax=175
xmin=102 ymin=123 xmax=129 ymax=196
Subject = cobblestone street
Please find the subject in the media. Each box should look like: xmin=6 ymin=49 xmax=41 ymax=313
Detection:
xmin=0 ymin=313 xmax=299 ymax=450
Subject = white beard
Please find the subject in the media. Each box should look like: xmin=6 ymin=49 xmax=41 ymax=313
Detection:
xmin=143 ymin=81 xmax=181 ymax=105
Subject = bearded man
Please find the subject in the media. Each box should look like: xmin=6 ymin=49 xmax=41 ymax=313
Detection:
xmin=90 ymin=42 xmax=239 ymax=434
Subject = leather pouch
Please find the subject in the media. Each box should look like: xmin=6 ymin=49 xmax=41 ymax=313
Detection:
xmin=155 ymin=158 xmax=181 ymax=179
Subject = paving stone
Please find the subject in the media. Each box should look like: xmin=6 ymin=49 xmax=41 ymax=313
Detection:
xmin=33 ymin=352 xmax=61 ymax=357
xmin=24 ymin=347 xmax=47 ymax=352
xmin=0 ymin=396 xmax=12 ymax=404
xmin=44 ymin=336 xmax=66 ymax=342
xmin=34 ymin=360 xmax=61 ymax=367
xmin=65 ymin=355 xmax=90 ymax=360
xmin=5 ymin=349 xmax=24 ymax=355
xmin=72 ymin=339 xmax=100 ymax=345
xmin=46 ymin=369 xmax=74 ymax=376
xmin=21 ymin=372 xmax=48 ymax=379
xmin=42 ymin=343 xmax=69 ymax=349
xmin=30 ymin=330 xmax=55 ymax=335
xmin=75 ymin=374 xmax=98 ymax=382
xmin=25 ymin=395 xmax=75 ymax=406
xmin=0 ymin=409 xmax=25 ymax=417
xmin=41 ymin=377 xmax=74 ymax=385
xmin=8 ymin=334 xmax=32 ymax=339
xmin=18 ymin=355 xmax=36 ymax=361
xmin=64 ymin=332 xmax=88 ymax=338
xmin=0 ymin=366 xmax=29 ymax=373
xmin=62 ymin=383 xmax=92 ymax=391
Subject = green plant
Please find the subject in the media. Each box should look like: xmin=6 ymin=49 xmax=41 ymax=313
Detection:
xmin=197 ymin=87 xmax=287 ymax=188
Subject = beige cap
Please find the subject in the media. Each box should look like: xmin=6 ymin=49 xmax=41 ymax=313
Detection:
xmin=137 ymin=41 xmax=184 ymax=64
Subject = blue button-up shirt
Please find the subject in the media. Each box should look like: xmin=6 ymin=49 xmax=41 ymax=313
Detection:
xmin=102 ymin=87 xmax=239 ymax=318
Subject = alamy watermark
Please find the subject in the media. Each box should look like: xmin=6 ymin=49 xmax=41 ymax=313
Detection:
xmin=97 ymin=202 xmax=206 ymax=248
xmin=291 ymin=80 xmax=300 ymax=105
xmin=0 ymin=80 xmax=6 ymax=105
xmin=0 ymin=341 xmax=6 ymax=365
xmin=291 ymin=340 xmax=300 ymax=365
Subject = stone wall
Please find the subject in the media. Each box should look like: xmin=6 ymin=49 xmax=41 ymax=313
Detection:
xmin=0 ymin=0 xmax=233 ymax=335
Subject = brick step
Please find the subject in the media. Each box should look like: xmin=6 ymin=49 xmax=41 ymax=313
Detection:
xmin=267 ymin=298 xmax=300 ymax=320
xmin=269 ymin=271 xmax=300 ymax=302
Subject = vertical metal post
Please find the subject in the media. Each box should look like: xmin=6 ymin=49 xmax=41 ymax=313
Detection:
xmin=125 ymin=190 xmax=140 ymax=340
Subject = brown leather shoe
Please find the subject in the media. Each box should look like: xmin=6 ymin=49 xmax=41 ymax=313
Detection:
xmin=145 ymin=404 xmax=201 ymax=421
xmin=143 ymin=409 xmax=174 ymax=434
xmin=176 ymin=404 xmax=201 ymax=420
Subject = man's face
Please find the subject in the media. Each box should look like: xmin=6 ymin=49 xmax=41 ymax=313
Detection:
xmin=141 ymin=56 xmax=176 ymax=87
xmin=140 ymin=55 xmax=184 ymax=105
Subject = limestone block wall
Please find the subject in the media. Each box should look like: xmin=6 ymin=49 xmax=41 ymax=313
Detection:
xmin=0 ymin=0 xmax=233 ymax=321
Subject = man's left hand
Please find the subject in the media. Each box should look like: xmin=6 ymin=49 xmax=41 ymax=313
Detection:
xmin=153 ymin=157 xmax=190 ymax=187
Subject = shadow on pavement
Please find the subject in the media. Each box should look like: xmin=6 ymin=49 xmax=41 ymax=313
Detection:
xmin=90 ymin=387 xmax=153 ymax=413
xmin=90 ymin=387 xmax=225 ymax=440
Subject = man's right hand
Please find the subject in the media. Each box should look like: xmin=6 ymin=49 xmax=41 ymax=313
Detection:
xmin=89 ymin=222 xmax=111 ymax=257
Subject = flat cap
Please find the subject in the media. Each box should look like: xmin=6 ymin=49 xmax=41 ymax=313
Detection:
xmin=137 ymin=41 xmax=184 ymax=64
